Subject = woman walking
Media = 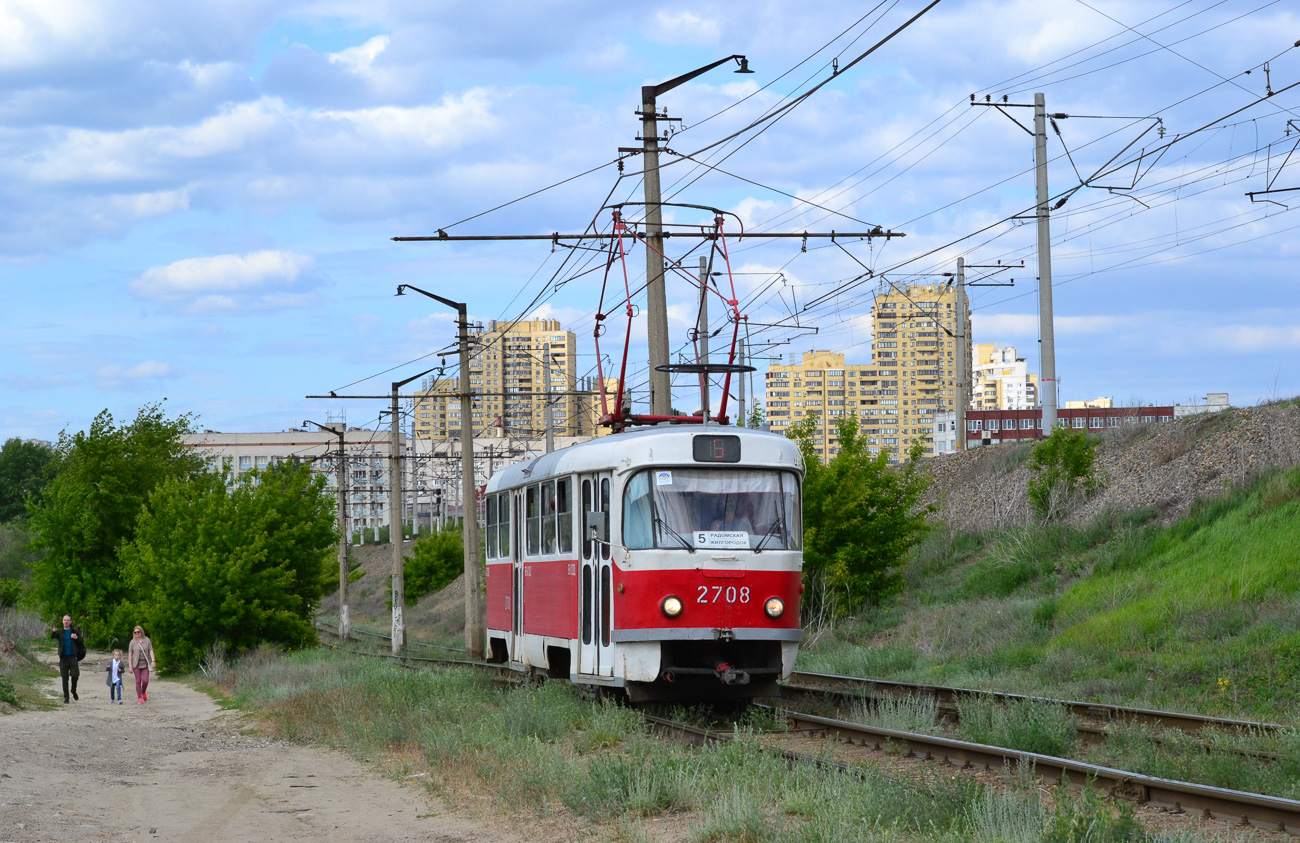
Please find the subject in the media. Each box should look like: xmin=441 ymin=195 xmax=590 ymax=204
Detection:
xmin=127 ymin=625 xmax=156 ymax=703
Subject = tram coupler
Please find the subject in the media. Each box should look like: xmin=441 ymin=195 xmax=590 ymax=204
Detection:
xmin=713 ymin=661 xmax=750 ymax=685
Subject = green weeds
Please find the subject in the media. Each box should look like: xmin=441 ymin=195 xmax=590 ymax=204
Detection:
xmin=956 ymin=696 xmax=1078 ymax=758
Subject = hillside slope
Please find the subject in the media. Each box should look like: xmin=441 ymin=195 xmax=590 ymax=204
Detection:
xmin=923 ymin=400 xmax=1300 ymax=532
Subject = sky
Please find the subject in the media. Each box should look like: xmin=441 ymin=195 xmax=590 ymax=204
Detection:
xmin=2 ymin=0 xmax=1298 ymax=443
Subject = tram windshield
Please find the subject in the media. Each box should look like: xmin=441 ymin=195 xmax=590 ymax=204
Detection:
xmin=623 ymin=468 xmax=801 ymax=551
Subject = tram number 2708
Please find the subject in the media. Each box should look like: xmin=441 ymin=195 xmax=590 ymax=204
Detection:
xmin=697 ymin=585 xmax=751 ymax=604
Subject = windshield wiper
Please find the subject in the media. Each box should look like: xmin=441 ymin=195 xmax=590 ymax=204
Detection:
xmin=753 ymin=517 xmax=785 ymax=554
xmin=655 ymin=515 xmax=695 ymax=552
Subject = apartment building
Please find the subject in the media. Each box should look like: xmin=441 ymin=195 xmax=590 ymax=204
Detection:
xmin=182 ymin=428 xmax=408 ymax=535
xmin=864 ymin=283 xmax=971 ymax=460
xmin=971 ymin=344 xmax=1038 ymax=410
xmin=413 ymin=319 xmax=604 ymax=441
xmin=763 ymin=350 xmax=869 ymax=462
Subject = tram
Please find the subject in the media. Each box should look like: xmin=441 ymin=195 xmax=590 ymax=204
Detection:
xmin=483 ymin=425 xmax=804 ymax=701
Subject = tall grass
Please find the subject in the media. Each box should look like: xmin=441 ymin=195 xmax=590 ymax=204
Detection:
xmin=224 ymin=648 xmax=1231 ymax=842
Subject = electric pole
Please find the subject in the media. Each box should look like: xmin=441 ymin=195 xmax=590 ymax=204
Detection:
xmin=388 ymin=381 xmax=404 ymax=653
xmin=638 ymin=55 xmax=753 ymax=416
xmin=1033 ymin=92 xmax=1059 ymax=434
xmin=395 ymin=285 xmax=484 ymax=661
xmin=955 ymin=258 xmax=968 ymax=451
xmin=697 ymin=256 xmax=710 ymax=423
xmin=304 ymin=419 xmax=349 ymax=639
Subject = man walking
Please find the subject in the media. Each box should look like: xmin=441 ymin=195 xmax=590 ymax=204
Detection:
xmin=49 ymin=614 xmax=83 ymax=703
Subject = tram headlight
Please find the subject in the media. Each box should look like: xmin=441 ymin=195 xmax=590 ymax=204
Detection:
xmin=763 ymin=597 xmax=786 ymax=619
xmin=660 ymin=595 xmax=684 ymax=619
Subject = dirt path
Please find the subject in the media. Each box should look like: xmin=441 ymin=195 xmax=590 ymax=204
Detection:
xmin=1 ymin=652 xmax=527 ymax=843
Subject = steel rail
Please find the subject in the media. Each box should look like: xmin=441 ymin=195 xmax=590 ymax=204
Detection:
xmin=781 ymin=708 xmax=1300 ymax=835
xmin=784 ymin=671 xmax=1287 ymax=736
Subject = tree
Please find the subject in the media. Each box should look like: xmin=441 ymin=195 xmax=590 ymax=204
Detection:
xmin=789 ymin=412 xmax=932 ymax=618
xmin=1026 ymin=426 xmax=1102 ymax=521
xmin=27 ymin=403 xmax=204 ymax=643
xmin=404 ymin=526 xmax=464 ymax=604
xmin=0 ymin=438 xmax=54 ymax=522
xmin=120 ymin=461 xmax=336 ymax=671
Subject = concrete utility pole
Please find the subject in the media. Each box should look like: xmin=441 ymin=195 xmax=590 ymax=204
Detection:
xmin=738 ymin=329 xmax=747 ymax=428
xmin=394 ymin=285 xmax=484 ymax=661
xmin=1034 ymin=92 xmax=1059 ymax=434
xmin=544 ymin=353 xmax=555 ymax=455
xmin=388 ymin=381 xmax=405 ymax=654
xmin=640 ymin=55 xmax=753 ymax=416
xmin=304 ymin=420 xmax=349 ymax=639
xmin=697 ymin=256 xmax=710 ymax=424
xmin=953 ymin=258 xmax=969 ymax=451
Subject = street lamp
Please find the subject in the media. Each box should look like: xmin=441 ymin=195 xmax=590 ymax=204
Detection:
xmin=641 ymin=55 xmax=753 ymax=417
xmin=396 ymin=284 xmax=484 ymax=661
xmin=303 ymin=419 xmax=349 ymax=641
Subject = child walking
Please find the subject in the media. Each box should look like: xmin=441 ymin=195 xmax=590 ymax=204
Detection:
xmin=105 ymin=648 xmax=125 ymax=704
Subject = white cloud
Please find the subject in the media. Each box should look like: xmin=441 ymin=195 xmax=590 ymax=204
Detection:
xmin=130 ymin=250 xmax=320 ymax=314
xmin=649 ymin=10 xmax=720 ymax=45
xmin=317 ymin=88 xmax=499 ymax=150
xmin=1210 ymin=324 xmax=1300 ymax=352
xmin=96 ymin=360 xmax=174 ymax=382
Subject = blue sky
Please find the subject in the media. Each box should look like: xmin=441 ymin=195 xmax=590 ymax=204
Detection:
xmin=3 ymin=0 xmax=1298 ymax=442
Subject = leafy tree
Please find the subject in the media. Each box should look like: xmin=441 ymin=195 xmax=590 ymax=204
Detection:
xmin=747 ymin=403 xmax=766 ymax=429
xmin=27 ymin=403 xmax=204 ymax=643
xmin=404 ymin=526 xmax=464 ymax=604
xmin=1026 ymin=426 xmax=1102 ymax=521
xmin=120 ymin=462 xmax=336 ymax=671
xmin=0 ymin=437 xmax=54 ymax=522
xmin=788 ymin=412 xmax=933 ymax=618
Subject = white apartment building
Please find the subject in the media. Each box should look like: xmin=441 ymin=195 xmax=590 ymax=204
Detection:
xmin=971 ymin=344 xmax=1038 ymax=411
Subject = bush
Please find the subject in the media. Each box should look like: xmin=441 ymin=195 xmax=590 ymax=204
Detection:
xmin=0 ymin=578 xmax=20 ymax=609
xmin=1026 ymin=427 xmax=1101 ymax=521
xmin=405 ymin=527 xmax=463 ymax=604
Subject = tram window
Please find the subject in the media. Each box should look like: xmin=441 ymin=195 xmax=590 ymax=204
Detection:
xmin=499 ymin=492 xmax=511 ymax=557
xmin=526 ymin=484 xmax=540 ymax=556
xmin=622 ymin=471 xmax=653 ymax=549
xmin=542 ymin=481 xmax=557 ymax=554
xmin=600 ymin=479 xmax=611 ymax=561
xmin=581 ymin=565 xmax=592 ymax=645
xmin=600 ymin=565 xmax=611 ymax=646
xmin=486 ymin=495 xmax=498 ymax=558
xmin=581 ymin=480 xmax=593 ymax=560
xmin=557 ymin=478 xmax=573 ymax=554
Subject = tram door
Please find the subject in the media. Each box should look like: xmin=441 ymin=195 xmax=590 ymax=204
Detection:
xmin=578 ymin=473 xmax=614 ymax=676
xmin=511 ymin=489 xmax=523 ymax=663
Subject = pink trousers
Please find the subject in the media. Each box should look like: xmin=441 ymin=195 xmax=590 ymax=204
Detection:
xmin=133 ymin=666 xmax=150 ymax=699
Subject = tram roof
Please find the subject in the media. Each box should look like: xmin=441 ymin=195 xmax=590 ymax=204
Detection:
xmin=486 ymin=425 xmax=803 ymax=493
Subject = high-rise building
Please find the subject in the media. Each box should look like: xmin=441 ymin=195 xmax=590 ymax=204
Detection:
xmin=863 ymin=283 xmax=971 ymax=460
xmin=971 ymin=344 xmax=1038 ymax=411
xmin=764 ymin=350 xmax=869 ymax=463
xmin=413 ymin=319 xmax=604 ymax=441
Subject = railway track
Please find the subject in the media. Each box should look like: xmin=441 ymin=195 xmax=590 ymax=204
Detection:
xmin=312 ymin=632 xmax=1300 ymax=835
xmin=775 ymin=707 xmax=1300 ymax=836
xmin=784 ymin=671 xmax=1287 ymax=738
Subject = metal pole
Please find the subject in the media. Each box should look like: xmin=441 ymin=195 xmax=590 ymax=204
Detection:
xmin=390 ymin=385 xmax=404 ymax=654
xmin=1034 ymin=92 xmax=1058 ymax=434
xmin=956 ymin=257 xmax=968 ymax=452
xmin=642 ymin=89 xmax=671 ymax=416
xmin=336 ymin=431 xmax=349 ymax=639
xmin=544 ymin=354 xmax=555 ymax=454
xmin=738 ymin=332 xmax=746 ymax=428
xmin=457 ymin=303 xmax=484 ymax=660
xmin=698 ymin=256 xmax=710 ymax=424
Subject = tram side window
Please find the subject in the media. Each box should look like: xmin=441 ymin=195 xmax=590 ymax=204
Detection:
xmin=557 ymin=477 xmax=573 ymax=554
xmin=542 ymin=481 xmax=557 ymax=554
xmin=486 ymin=494 xmax=498 ymax=559
xmin=526 ymin=484 xmax=540 ymax=556
xmin=499 ymin=492 xmax=511 ymax=557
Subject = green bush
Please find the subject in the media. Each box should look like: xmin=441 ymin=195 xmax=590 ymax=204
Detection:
xmin=0 ymin=578 xmax=20 ymax=608
xmin=404 ymin=526 xmax=463 ymax=604
xmin=1026 ymin=426 xmax=1101 ymax=521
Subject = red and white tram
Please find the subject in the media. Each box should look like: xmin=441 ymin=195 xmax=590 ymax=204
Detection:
xmin=483 ymin=425 xmax=804 ymax=702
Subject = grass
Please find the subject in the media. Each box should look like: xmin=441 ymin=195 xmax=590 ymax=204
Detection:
xmin=800 ymin=465 xmax=1300 ymax=723
xmin=221 ymin=647 xmax=1232 ymax=841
